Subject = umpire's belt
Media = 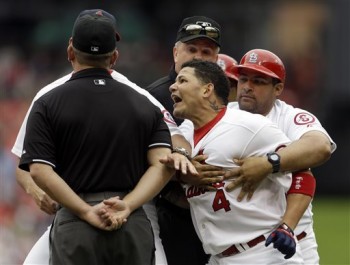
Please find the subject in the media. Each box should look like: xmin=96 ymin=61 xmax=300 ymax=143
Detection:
xmin=78 ymin=191 xmax=128 ymax=202
xmin=219 ymin=234 xmax=266 ymax=257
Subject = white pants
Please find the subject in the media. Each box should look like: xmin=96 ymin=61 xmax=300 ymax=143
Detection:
xmin=298 ymin=227 xmax=319 ymax=265
xmin=23 ymin=200 xmax=168 ymax=265
xmin=208 ymin=239 xmax=304 ymax=265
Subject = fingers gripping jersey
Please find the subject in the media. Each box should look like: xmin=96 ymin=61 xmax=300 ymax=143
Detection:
xmin=181 ymin=108 xmax=292 ymax=255
xmin=11 ymin=70 xmax=180 ymax=157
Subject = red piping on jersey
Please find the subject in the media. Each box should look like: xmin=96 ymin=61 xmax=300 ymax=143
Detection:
xmin=194 ymin=107 xmax=227 ymax=147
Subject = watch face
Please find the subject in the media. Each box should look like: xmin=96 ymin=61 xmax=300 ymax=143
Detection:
xmin=270 ymin=154 xmax=279 ymax=161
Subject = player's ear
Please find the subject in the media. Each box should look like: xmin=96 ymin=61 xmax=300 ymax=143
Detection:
xmin=203 ymin=83 xmax=214 ymax=98
xmin=274 ymin=82 xmax=284 ymax=97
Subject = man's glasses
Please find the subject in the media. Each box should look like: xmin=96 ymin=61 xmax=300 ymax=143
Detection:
xmin=181 ymin=24 xmax=220 ymax=39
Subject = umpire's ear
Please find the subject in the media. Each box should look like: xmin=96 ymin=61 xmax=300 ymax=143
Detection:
xmin=67 ymin=37 xmax=75 ymax=62
xmin=110 ymin=49 xmax=119 ymax=68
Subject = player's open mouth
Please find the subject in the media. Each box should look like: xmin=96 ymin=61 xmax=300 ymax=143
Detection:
xmin=171 ymin=95 xmax=182 ymax=104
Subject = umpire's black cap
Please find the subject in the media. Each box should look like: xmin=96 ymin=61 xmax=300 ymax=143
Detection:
xmin=176 ymin=16 xmax=221 ymax=47
xmin=72 ymin=9 xmax=121 ymax=55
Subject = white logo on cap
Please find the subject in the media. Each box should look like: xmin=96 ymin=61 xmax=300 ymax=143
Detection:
xmin=91 ymin=46 xmax=99 ymax=52
xmin=94 ymin=79 xmax=106 ymax=85
xmin=248 ymin=52 xmax=258 ymax=63
xmin=196 ymin=21 xmax=212 ymax=27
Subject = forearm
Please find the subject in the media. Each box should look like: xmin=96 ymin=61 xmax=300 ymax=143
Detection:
xmin=171 ymin=134 xmax=192 ymax=155
xmin=278 ymin=131 xmax=332 ymax=172
xmin=30 ymin=163 xmax=90 ymax=218
xmin=16 ymin=165 xmax=43 ymax=195
xmin=282 ymin=194 xmax=312 ymax=230
xmin=169 ymin=134 xmax=192 ymax=181
xmin=282 ymin=170 xmax=315 ymax=230
xmin=123 ymin=164 xmax=173 ymax=212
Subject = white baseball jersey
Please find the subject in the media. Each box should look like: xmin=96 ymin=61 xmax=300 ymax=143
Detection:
xmin=181 ymin=100 xmax=336 ymax=237
xmin=11 ymin=70 xmax=180 ymax=158
xmin=181 ymin=107 xmax=292 ymax=256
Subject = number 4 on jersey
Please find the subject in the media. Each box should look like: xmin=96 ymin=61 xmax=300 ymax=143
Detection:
xmin=212 ymin=183 xmax=231 ymax=212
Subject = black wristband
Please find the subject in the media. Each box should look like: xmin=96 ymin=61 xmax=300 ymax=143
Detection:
xmin=280 ymin=223 xmax=294 ymax=235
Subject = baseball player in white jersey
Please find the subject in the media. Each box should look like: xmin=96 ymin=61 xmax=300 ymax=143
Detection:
xmin=12 ymin=69 xmax=185 ymax=265
xmin=228 ymin=99 xmax=336 ymax=264
xmin=163 ymin=59 xmax=304 ymax=264
xmin=228 ymin=49 xmax=336 ymax=265
xmin=180 ymin=49 xmax=336 ymax=264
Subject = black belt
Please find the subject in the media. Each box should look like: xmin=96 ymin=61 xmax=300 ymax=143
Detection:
xmin=220 ymin=235 xmax=266 ymax=257
xmin=78 ymin=191 xmax=128 ymax=202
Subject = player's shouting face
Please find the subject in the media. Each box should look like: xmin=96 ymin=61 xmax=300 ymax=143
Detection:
xmin=170 ymin=66 xmax=205 ymax=120
xmin=237 ymin=69 xmax=284 ymax=116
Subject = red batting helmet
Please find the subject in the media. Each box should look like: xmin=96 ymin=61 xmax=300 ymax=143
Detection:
xmin=233 ymin=49 xmax=285 ymax=83
xmin=217 ymin=53 xmax=238 ymax=81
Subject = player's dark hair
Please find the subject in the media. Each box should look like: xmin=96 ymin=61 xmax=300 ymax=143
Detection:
xmin=182 ymin=59 xmax=230 ymax=105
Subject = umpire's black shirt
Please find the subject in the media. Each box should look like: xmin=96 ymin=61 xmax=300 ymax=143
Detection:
xmin=20 ymin=68 xmax=172 ymax=193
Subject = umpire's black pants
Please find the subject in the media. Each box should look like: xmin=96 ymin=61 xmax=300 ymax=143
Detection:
xmin=50 ymin=193 xmax=155 ymax=265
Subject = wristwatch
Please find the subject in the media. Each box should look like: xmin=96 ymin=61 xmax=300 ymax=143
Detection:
xmin=172 ymin=147 xmax=191 ymax=160
xmin=266 ymin=152 xmax=281 ymax=173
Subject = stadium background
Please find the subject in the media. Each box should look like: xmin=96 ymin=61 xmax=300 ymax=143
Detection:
xmin=0 ymin=0 xmax=348 ymax=264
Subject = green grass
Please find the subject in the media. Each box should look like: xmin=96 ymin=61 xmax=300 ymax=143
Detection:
xmin=313 ymin=197 xmax=350 ymax=265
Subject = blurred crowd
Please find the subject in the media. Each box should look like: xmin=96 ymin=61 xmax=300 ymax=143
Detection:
xmin=0 ymin=118 xmax=53 ymax=263
xmin=0 ymin=0 xmax=348 ymax=263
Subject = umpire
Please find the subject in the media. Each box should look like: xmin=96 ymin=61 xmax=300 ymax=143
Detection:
xmin=19 ymin=9 xmax=174 ymax=265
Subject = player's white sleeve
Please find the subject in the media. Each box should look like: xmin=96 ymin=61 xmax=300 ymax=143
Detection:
xmin=110 ymin=71 xmax=181 ymax=136
xmin=11 ymin=73 xmax=72 ymax=157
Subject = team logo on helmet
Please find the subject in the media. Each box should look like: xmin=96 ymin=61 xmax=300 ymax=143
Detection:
xmin=248 ymin=52 xmax=258 ymax=63
xmin=217 ymin=58 xmax=226 ymax=70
